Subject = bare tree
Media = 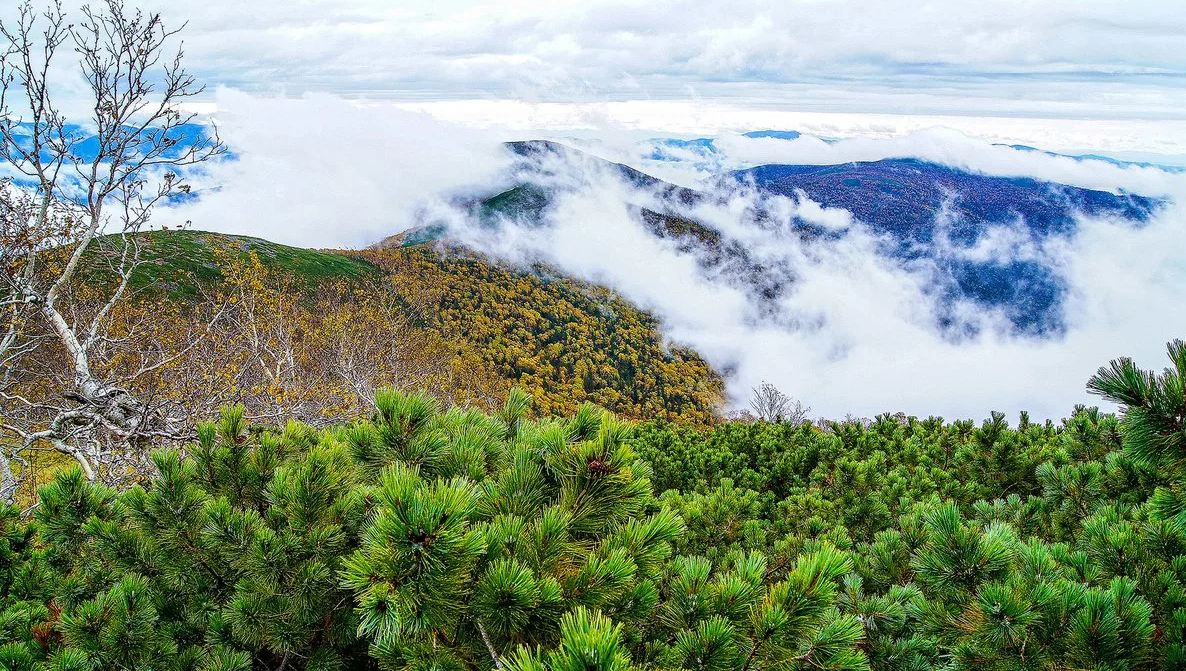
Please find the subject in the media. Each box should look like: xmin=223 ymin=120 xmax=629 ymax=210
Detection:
xmin=748 ymin=381 xmax=810 ymax=425
xmin=0 ymin=0 xmax=224 ymax=499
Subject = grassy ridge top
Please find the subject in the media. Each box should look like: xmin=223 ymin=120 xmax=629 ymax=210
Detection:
xmin=115 ymin=229 xmax=381 ymax=298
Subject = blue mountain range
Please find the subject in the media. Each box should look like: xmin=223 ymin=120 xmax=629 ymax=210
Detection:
xmin=644 ymin=130 xmax=1180 ymax=173
xmin=2 ymin=122 xmax=222 ymax=203
xmin=463 ymin=139 xmax=1169 ymax=339
xmin=732 ymin=159 xmax=1161 ymax=336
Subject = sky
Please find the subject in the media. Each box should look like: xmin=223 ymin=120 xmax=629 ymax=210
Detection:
xmin=136 ymin=0 xmax=1186 ymax=123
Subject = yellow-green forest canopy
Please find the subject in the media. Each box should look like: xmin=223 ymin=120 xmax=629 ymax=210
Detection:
xmin=84 ymin=229 xmax=723 ymax=424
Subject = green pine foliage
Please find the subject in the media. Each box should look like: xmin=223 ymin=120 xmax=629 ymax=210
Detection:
xmin=0 ymin=389 xmax=854 ymax=671
xmin=4 ymin=339 xmax=1186 ymax=670
xmin=624 ymin=340 xmax=1186 ymax=670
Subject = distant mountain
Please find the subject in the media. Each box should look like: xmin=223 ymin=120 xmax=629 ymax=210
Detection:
xmin=733 ymin=159 xmax=1162 ymax=335
xmin=1006 ymin=144 xmax=1186 ymax=172
xmin=6 ymin=121 xmax=218 ymax=163
xmin=642 ymin=130 xmax=1181 ymax=174
xmin=2 ymin=121 xmax=223 ymax=202
xmin=734 ymin=159 xmax=1158 ymax=242
xmin=404 ymin=140 xmax=1164 ymax=339
xmin=742 ymin=130 xmax=802 ymax=140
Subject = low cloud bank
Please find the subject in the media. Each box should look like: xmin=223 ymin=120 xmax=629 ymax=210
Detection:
xmin=707 ymin=129 xmax=1182 ymax=196
xmin=161 ymin=90 xmax=513 ymax=248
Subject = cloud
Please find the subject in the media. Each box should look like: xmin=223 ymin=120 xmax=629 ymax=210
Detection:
xmin=126 ymin=0 xmax=1186 ymax=120
xmin=790 ymin=192 xmax=854 ymax=231
xmin=400 ymin=102 xmax=1186 ymax=175
xmin=158 ymin=90 xmax=512 ymax=248
xmin=709 ymin=129 xmax=1183 ymax=195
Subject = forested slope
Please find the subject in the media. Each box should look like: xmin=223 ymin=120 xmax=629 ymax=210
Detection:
xmin=356 ymin=245 xmax=722 ymax=422
xmin=84 ymin=229 xmax=723 ymax=424
xmin=3 ymin=229 xmax=720 ymax=501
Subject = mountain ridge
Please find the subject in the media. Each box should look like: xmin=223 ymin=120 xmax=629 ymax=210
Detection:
xmin=112 ymin=228 xmax=724 ymax=424
xmin=390 ymin=139 xmax=1164 ymax=336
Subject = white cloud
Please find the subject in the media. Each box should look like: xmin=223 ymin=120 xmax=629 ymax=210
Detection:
xmin=440 ymin=137 xmax=1186 ymax=421
xmin=158 ymin=90 xmax=512 ymax=247
xmin=394 ymin=100 xmax=1186 ymax=166
xmin=788 ymin=192 xmax=854 ymax=231
xmin=124 ymin=0 xmax=1186 ymax=120
xmin=709 ymin=129 xmax=1183 ymax=195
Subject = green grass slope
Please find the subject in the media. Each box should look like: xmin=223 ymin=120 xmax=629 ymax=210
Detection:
xmin=106 ymin=229 xmax=381 ymax=298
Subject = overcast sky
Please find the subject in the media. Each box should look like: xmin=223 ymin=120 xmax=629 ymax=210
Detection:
xmin=136 ymin=0 xmax=1186 ymax=122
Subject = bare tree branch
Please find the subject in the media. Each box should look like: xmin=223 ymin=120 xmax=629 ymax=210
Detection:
xmin=0 ymin=0 xmax=224 ymax=499
xmin=748 ymin=381 xmax=810 ymax=425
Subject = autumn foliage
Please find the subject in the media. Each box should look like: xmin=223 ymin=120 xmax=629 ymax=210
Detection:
xmin=2 ymin=230 xmax=723 ymax=497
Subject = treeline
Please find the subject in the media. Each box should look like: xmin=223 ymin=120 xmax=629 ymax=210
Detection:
xmin=2 ymin=341 xmax=1186 ymax=670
